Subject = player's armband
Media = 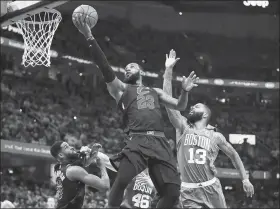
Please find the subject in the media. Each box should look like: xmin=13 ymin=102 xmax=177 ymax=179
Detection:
xmin=87 ymin=37 xmax=116 ymax=83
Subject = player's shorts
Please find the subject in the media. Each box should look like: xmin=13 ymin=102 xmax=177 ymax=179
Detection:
xmin=180 ymin=177 xmax=227 ymax=208
xmin=110 ymin=131 xmax=181 ymax=186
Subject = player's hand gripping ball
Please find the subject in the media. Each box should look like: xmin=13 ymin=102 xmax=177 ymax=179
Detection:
xmin=81 ymin=143 xmax=102 ymax=167
xmin=72 ymin=5 xmax=98 ymax=36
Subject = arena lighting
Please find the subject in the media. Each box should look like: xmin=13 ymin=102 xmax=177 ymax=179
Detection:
xmin=277 ymin=68 xmax=279 ymax=72
xmin=73 ymin=116 xmax=77 ymax=120
xmin=1 ymin=36 xmax=279 ymax=89
xmin=179 ymin=12 xmax=182 ymax=15
xmin=79 ymin=73 xmax=83 ymax=76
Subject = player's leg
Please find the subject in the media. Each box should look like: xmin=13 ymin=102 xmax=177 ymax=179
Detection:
xmin=108 ymin=152 xmax=146 ymax=207
xmin=180 ymin=187 xmax=206 ymax=208
xmin=148 ymin=161 xmax=181 ymax=208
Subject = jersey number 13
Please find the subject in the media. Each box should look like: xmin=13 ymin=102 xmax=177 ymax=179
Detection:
xmin=187 ymin=148 xmax=207 ymax=164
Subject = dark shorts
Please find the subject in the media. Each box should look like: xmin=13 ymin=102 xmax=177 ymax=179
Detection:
xmin=151 ymin=193 xmax=183 ymax=208
xmin=110 ymin=134 xmax=181 ymax=186
xmin=180 ymin=178 xmax=227 ymax=208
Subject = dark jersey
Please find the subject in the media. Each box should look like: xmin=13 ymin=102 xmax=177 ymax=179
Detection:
xmin=121 ymin=173 xmax=155 ymax=208
xmin=55 ymin=164 xmax=85 ymax=209
xmin=118 ymin=85 xmax=164 ymax=133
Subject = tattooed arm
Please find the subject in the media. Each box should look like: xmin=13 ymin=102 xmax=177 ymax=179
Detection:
xmin=163 ymin=66 xmax=187 ymax=136
xmin=216 ymin=132 xmax=254 ymax=197
xmin=162 ymin=50 xmax=188 ymax=137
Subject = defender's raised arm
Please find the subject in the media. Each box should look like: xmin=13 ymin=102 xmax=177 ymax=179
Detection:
xmin=216 ymin=132 xmax=254 ymax=197
xmin=163 ymin=50 xmax=187 ymax=135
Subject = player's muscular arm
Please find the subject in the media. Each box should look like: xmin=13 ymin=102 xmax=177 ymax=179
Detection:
xmin=154 ymin=87 xmax=189 ymax=111
xmin=216 ymin=133 xmax=248 ymax=180
xmin=72 ymin=16 xmax=126 ymax=102
xmin=66 ymin=166 xmax=110 ymax=191
xmin=163 ymin=67 xmax=187 ymax=134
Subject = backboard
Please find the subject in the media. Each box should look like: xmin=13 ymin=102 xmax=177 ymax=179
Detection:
xmin=0 ymin=1 xmax=68 ymax=27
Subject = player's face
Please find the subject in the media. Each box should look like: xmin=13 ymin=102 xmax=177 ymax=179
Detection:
xmin=186 ymin=103 xmax=205 ymax=123
xmin=123 ymin=63 xmax=141 ymax=84
xmin=59 ymin=142 xmax=79 ymax=161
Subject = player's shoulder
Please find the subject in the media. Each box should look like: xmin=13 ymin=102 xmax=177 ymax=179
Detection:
xmin=213 ymin=131 xmax=224 ymax=138
xmin=213 ymin=131 xmax=227 ymax=144
xmin=66 ymin=165 xmax=86 ymax=179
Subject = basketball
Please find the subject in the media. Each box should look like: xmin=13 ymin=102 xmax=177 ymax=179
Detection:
xmin=72 ymin=5 xmax=98 ymax=29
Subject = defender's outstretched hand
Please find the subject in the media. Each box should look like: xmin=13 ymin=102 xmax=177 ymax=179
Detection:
xmin=165 ymin=49 xmax=180 ymax=69
xmin=181 ymin=71 xmax=199 ymax=92
xmin=72 ymin=14 xmax=92 ymax=39
xmin=243 ymin=179 xmax=254 ymax=198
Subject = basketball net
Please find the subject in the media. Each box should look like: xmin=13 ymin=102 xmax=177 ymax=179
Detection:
xmin=16 ymin=9 xmax=62 ymax=67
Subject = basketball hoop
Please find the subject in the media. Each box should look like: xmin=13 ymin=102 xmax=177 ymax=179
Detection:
xmin=16 ymin=8 xmax=62 ymax=67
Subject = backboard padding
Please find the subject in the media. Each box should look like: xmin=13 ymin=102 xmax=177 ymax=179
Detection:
xmin=0 ymin=1 xmax=67 ymax=27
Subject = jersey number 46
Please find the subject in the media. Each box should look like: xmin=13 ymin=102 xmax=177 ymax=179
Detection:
xmin=132 ymin=193 xmax=150 ymax=208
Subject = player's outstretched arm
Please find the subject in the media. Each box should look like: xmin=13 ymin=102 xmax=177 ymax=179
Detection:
xmin=66 ymin=164 xmax=110 ymax=192
xmin=216 ymin=132 xmax=255 ymax=197
xmin=72 ymin=15 xmax=126 ymax=102
xmin=163 ymin=49 xmax=186 ymax=134
xmin=155 ymin=71 xmax=198 ymax=111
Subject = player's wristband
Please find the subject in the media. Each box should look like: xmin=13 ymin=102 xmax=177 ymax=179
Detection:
xmin=242 ymin=179 xmax=249 ymax=184
xmin=86 ymin=37 xmax=116 ymax=83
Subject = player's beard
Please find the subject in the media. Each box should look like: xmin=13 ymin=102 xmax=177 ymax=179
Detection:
xmin=186 ymin=111 xmax=204 ymax=124
xmin=66 ymin=152 xmax=80 ymax=162
xmin=123 ymin=71 xmax=140 ymax=85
